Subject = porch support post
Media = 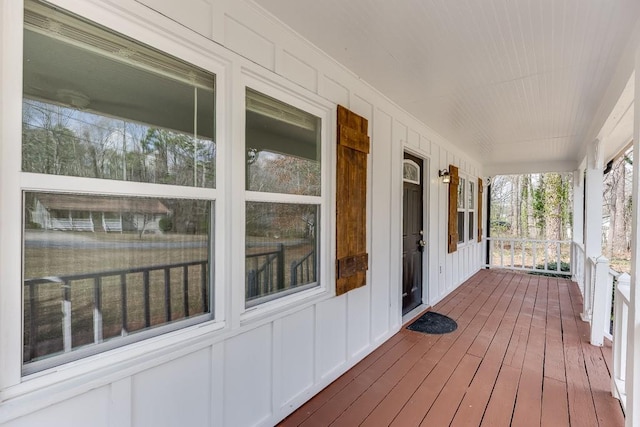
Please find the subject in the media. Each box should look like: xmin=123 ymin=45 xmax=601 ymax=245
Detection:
xmin=582 ymin=139 xmax=604 ymax=322
xmin=572 ymin=168 xmax=584 ymax=246
xmin=572 ymin=167 xmax=585 ymax=291
xmin=591 ymin=255 xmax=610 ymax=346
xmin=626 ymin=48 xmax=640 ymax=427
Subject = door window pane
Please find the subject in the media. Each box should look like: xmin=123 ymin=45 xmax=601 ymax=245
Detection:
xmin=246 ymin=202 xmax=318 ymax=306
xmin=246 ymin=89 xmax=321 ymax=196
xmin=23 ymin=192 xmax=212 ymax=367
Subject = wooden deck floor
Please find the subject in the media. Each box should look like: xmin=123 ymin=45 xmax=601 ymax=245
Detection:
xmin=279 ymin=269 xmax=624 ymax=427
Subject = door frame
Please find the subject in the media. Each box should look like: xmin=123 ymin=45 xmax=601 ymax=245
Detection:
xmin=401 ymin=149 xmax=429 ymax=316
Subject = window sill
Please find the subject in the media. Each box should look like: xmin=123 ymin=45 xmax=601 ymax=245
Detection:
xmin=241 ymin=284 xmax=330 ymax=325
xmin=1 ymin=319 xmax=226 ymax=411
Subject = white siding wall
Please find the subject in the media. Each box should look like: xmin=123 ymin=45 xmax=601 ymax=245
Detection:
xmin=0 ymin=0 xmax=483 ymax=425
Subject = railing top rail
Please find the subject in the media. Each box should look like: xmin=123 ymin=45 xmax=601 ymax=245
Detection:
xmin=24 ymin=259 xmax=208 ymax=285
xmin=616 ymin=282 xmax=631 ymax=305
xmin=485 ymin=237 xmax=571 ymax=244
xmin=246 ymin=248 xmax=283 ymax=258
xmin=608 ymin=268 xmax=621 ymax=278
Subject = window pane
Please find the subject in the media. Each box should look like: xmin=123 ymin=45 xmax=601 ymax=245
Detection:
xmin=22 ymin=2 xmax=216 ymax=187
xmin=403 ymin=160 xmax=419 ymax=183
xmin=457 ymin=211 xmax=465 ymax=243
xmin=457 ymin=178 xmax=465 ymax=209
xmin=23 ymin=192 xmax=212 ymax=367
xmin=246 ymin=202 xmax=318 ymax=306
xmin=246 ymin=89 xmax=321 ymax=196
xmin=469 ymin=212 xmax=474 ymax=241
xmin=468 ymin=181 xmax=474 ymax=208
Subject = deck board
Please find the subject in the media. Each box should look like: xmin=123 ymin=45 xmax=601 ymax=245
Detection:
xmin=279 ymin=270 xmax=624 ymax=427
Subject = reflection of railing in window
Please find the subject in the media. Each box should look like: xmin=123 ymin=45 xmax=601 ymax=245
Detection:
xmin=291 ymin=249 xmax=315 ymax=286
xmin=246 ymin=243 xmax=285 ymax=300
xmin=23 ymin=260 xmax=208 ymax=363
xmin=246 ymin=243 xmax=316 ymax=301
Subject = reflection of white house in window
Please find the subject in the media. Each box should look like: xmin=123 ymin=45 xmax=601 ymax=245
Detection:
xmin=30 ymin=194 xmax=170 ymax=233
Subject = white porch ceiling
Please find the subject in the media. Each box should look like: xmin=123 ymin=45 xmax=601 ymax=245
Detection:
xmin=252 ymin=0 xmax=640 ymax=175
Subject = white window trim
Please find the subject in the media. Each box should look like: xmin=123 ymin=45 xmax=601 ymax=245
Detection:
xmin=0 ymin=0 xmax=229 ymax=392
xmin=237 ymin=71 xmax=333 ymax=321
xmin=468 ymin=178 xmax=476 ymax=242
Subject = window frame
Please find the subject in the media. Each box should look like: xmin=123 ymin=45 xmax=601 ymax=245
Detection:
xmin=239 ymin=72 xmax=333 ymax=320
xmin=0 ymin=0 xmax=229 ymax=389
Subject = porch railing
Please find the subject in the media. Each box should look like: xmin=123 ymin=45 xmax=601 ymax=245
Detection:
xmin=612 ymin=272 xmax=630 ymax=411
xmin=485 ymin=237 xmax=572 ymax=276
xmin=572 ymin=242 xmax=586 ymax=293
xmin=574 ymin=251 xmax=614 ymax=346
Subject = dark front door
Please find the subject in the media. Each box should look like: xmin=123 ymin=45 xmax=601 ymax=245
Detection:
xmin=402 ymin=153 xmax=424 ymax=314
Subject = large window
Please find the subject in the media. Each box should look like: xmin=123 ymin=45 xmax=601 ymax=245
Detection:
xmin=245 ymin=89 xmax=321 ymax=307
xmin=21 ymin=0 xmax=216 ymax=373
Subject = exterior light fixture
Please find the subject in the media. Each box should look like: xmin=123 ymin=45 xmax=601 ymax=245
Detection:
xmin=438 ymin=169 xmax=451 ymax=184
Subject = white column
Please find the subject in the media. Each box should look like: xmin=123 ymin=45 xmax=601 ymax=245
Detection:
xmin=572 ymin=167 xmax=585 ymax=291
xmin=582 ymin=140 xmax=604 ymax=322
xmin=626 ymin=54 xmax=640 ymax=426
xmin=573 ymin=168 xmax=584 ymax=246
xmin=0 ymin=0 xmax=25 ymax=391
xmin=591 ymin=255 xmax=610 ymax=346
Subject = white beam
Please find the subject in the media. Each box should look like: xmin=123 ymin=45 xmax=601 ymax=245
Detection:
xmin=572 ymin=168 xmax=584 ymax=248
xmin=627 ymin=43 xmax=640 ymax=427
xmin=582 ymin=139 xmax=604 ymax=322
xmin=0 ymin=0 xmax=25 ymax=391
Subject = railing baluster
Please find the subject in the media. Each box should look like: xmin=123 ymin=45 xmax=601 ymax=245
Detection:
xmin=277 ymin=243 xmax=285 ymax=290
xmin=28 ymin=282 xmax=38 ymax=361
xmin=201 ymin=261 xmax=208 ymax=313
xmin=143 ymin=271 xmax=151 ymax=327
xmin=532 ymin=242 xmax=537 ymax=269
xmin=93 ymin=277 xmax=103 ymax=343
xmin=164 ymin=267 xmax=171 ymax=322
xmin=62 ymin=280 xmax=72 ymax=352
xmin=556 ymin=242 xmax=561 ymax=272
xmin=510 ymin=239 xmax=515 ymax=268
xmin=500 ymin=239 xmax=504 ymax=267
xmin=183 ymin=265 xmax=190 ymax=317
xmin=120 ymin=273 xmax=128 ymax=336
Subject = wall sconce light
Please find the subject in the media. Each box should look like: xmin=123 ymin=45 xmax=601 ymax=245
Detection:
xmin=438 ymin=169 xmax=450 ymax=184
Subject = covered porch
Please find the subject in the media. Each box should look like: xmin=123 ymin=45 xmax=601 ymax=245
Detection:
xmin=281 ymin=269 xmax=623 ymax=426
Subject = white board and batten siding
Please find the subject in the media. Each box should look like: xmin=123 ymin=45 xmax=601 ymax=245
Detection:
xmin=0 ymin=0 xmax=483 ymax=425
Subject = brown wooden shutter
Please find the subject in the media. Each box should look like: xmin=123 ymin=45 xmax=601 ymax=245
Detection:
xmin=477 ymin=177 xmax=483 ymax=241
xmin=447 ymin=165 xmax=459 ymax=253
xmin=336 ymin=105 xmax=369 ymax=296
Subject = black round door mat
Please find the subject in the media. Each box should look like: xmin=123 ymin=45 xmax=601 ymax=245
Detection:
xmin=406 ymin=311 xmax=458 ymax=334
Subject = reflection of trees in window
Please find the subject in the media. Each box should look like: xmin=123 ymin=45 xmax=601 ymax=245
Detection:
xmin=247 ymin=151 xmax=320 ymax=196
xmin=22 ymin=100 xmax=216 ymax=187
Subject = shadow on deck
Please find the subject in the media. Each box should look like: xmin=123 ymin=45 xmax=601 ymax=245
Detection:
xmin=280 ymin=269 xmax=624 ymax=427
